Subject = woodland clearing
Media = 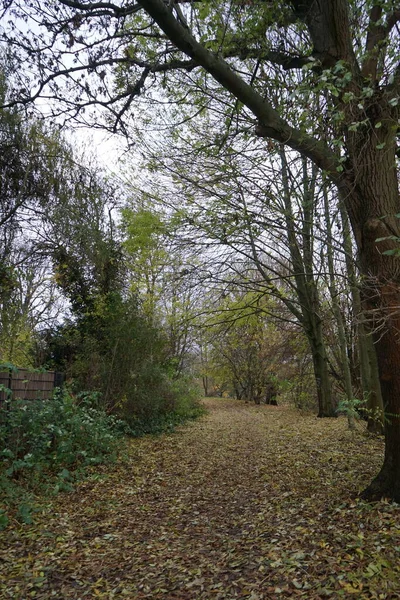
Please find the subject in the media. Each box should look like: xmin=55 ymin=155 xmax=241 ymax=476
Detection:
xmin=0 ymin=397 xmax=399 ymax=599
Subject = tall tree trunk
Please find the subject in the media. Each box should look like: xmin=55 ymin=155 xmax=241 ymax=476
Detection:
xmin=362 ymin=309 xmax=400 ymax=500
xmin=342 ymin=107 xmax=400 ymax=500
xmin=202 ymin=375 xmax=209 ymax=397
xmin=307 ymin=317 xmax=336 ymax=417
xmin=339 ymin=200 xmax=384 ymax=433
xmin=365 ymin=322 xmax=385 ymax=434
xmin=323 ymin=188 xmax=355 ymax=428
xmin=280 ymin=149 xmax=336 ymax=417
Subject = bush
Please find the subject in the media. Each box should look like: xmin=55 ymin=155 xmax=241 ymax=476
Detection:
xmin=122 ymin=371 xmax=205 ymax=435
xmin=0 ymin=379 xmax=204 ymax=528
xmin=280 ymin=373 xmax=318 ymax=412
xmin=41 ymin=292 xmax=205 ymax=434
xmin=0 ymin=388 xmax=126 ymax=527
xmin=1 ymin=388 xmax=125 ymax=475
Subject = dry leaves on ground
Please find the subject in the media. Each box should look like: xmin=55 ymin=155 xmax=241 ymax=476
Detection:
xmin=1 ymin=398 xmax=399 ymax=599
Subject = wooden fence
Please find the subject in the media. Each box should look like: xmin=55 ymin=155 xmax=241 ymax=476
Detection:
xmin=0 ymin=369 xmax=64 ymax=405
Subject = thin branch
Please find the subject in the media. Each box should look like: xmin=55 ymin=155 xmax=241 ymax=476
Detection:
xmin=58 ymin=0 xmax=142 ymax=17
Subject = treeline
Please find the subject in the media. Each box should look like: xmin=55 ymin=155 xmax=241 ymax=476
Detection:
xmin=131 ymin=111 xmax=386 ymax=435
xmin=0 ymin=69 xmax=200 ymax=425
xmin=0 ymin=61 xmax=388 ymax=446
xmin=0 ymin=71 xmax=204 ymax=525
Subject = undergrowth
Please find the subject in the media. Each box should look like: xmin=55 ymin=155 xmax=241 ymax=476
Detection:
xmin=0 ymin=385 xmax=205 ymax=529
xmin=0 ymin=388 xmax=127 ymax=528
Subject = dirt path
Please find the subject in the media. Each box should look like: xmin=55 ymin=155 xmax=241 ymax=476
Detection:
xmin=1 ymin=398 xmax=400 ymax=599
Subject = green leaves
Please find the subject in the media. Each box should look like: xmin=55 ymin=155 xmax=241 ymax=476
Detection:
xmin=0 ymin=510 xmax=8 ymax=530
xmin=0 ymin=390 xmax=124 ymax=486
xmin=16 ymin=503 xmax=34 ymax=525
xmin=376 ymin=228 xmax=400 ymax=256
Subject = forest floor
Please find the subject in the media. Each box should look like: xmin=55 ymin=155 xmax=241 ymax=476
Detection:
xmin=1 ymin=398 xmax=400 ymax=600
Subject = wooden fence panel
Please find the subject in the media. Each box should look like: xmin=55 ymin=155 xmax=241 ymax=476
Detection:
xmin=0 ymin=369 xmax=63 ymax=405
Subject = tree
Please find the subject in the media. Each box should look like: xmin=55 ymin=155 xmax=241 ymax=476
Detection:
xmin=138 ymin=126 xmax=340 ymax=417
xmin=122 ymin=204 xmax=175 ymax=326
xmin=121 ymin=201 xmax=201 ymax=377
xmin=0 ymin=258 xmax=61 ymax=366
xmin=322 ymin=184 xmax=356 ymax=429
xmin=3 ymin=1 xmax=399 ymax=499
xmin=206 ymin=293 xmax=287 ymax=404
xmin=0 ymin=73 xmax=82 ymax=365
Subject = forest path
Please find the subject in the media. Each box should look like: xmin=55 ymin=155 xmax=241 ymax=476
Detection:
xmin=1 ymin=398 xmax=400 ymax=599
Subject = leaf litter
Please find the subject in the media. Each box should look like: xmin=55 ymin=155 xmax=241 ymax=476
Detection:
xmin=1 ymin=398 xmax=399 ymax=599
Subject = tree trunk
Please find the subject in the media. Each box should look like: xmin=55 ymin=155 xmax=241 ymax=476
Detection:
xmin=323 ymin=187 xmax=355 ymax=428
xmin=360 ymin=282 xmax=400 ymax=500
xmin=280 ymin=149 xmax=336 ymax=417
xmin=365 ymin=324 xmax=385 ymax=434
xmin=308 ymin=318 xmax=336 ymax=417
xmin=361 ymin=315 xmax=400 ymax=500
xmin=202 ymin=375 xmax=209 ymax=397
xmin=342 ymin=106 xmax=400 ymax=500
xmin=339 ymin=200 xmax=384 ymax=433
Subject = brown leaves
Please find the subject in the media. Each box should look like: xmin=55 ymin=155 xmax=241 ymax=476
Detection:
xmin=0 ymin=398 xmax=399 ymax=599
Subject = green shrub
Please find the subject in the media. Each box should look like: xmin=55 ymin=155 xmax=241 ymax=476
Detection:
xmin=0 ymin=388 xmax=126 ymax=527
xmin=0 ymin=380 xmax=204 ymax=528
xmin=1 ymin=389 xmax=125 ymax=475
xmin=169 ymin=376 xmax=205 ymax=419
xmin=280 ymin=373 xmax=318 ymax=412
xmin=119 ymin=367 xmax=204 ymax=433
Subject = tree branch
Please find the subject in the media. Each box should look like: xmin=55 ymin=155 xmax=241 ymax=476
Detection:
xmin=58 ymin=0 xmax=142 ymax=17
xmin=222 ymin=43 xmax=312 ymax=70
xmin=137 ymin=0 xmax=340 ymax=179
xmin=361 ymin=5 xmax=400 ymax=80
xmin=289 ymin=0 xmax=359 ymax=72
xmin=386 ymin=10 xmax=400 ymax=34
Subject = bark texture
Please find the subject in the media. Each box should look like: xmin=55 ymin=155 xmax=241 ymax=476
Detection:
xmin=339 ymin=203 xmax=384 ymax=434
